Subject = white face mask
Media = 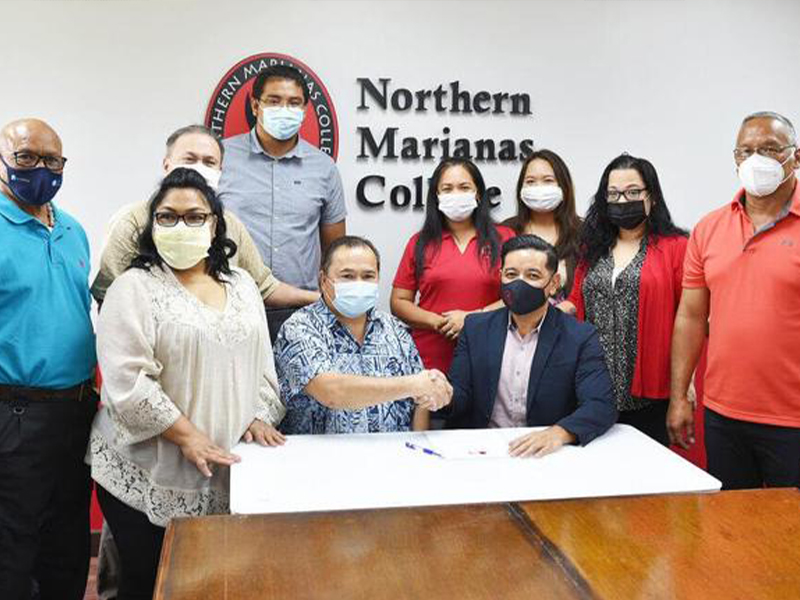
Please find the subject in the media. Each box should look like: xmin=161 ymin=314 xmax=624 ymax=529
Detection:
xmin=153 ymin=222 xmax=212 ymax=270
xmin=170 ymin=163 xmax=222 ymax=191
xmin=438 ymin=192 xmax=477 ymax=222
xmin=737 ymin=152 xmax=794 ymax=197
xmin=331 ymin=280 xmax=379 ymax=318
xmin=520 ymin=184 xmax=564 ymax=212
xmin=261 ymin=106 xmax=305 ymax=141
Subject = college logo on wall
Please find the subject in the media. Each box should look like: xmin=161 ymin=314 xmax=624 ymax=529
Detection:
xmin=205 ymin=52 xmax=339 ymax=160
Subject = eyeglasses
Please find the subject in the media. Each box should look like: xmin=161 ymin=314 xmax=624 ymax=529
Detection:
xmin=257 ymin=97 xmax=306 ymax=109
xmin=9 ymin=151 xmax=67 ymax=172
xmin=733 ymin=145 xmax=795 ymax=162
xmin=154 ymin=212 xmax=212 ymax=227
xmin=607 ymin=188 xmax=646 ymax=202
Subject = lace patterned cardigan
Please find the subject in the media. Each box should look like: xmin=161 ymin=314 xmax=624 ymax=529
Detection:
xmin=88 ymin=265 xmax=285 ymax=527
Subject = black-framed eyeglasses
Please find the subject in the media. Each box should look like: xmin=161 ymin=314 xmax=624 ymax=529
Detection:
xmin=256 ymin=97 xmax=306 ymax=109
xmin=10 ymin=151 xmax=67 ymax=172
xmin=607 ymin=188 xmax=647 ymax=202
xmin=154 ymin=212 xmax=212 ymax=227
xmin=733 ymin=145 xmax=796 ymax=162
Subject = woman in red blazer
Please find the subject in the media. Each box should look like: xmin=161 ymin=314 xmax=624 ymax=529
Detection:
xmin=560 ymin=154 xmax=689 ymax=445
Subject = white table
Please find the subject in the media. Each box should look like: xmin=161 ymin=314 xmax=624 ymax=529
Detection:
xmin=230 ymin=424 xmax=720 ymax=514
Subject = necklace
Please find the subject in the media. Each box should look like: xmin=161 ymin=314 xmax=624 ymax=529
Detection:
xmin=45 ymin=203 xmax=54 ymax=228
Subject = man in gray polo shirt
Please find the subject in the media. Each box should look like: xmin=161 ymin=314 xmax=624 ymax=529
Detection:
xmin=219 ymin=64 xmax=347 ymax=339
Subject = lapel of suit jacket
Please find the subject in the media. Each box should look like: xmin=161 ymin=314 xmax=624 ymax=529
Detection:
xmin=526 ymin=305 xmax=561 ymax=417
xmin=484 ymin=308 xmax=510 ymax=423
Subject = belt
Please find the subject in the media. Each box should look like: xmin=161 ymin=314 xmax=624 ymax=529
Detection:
xmin=0 ymin=379 xmax=95 ymax=402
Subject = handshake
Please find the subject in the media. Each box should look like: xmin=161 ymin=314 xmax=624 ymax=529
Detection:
xmin=411 ymin=369 xmax=453 ymax=412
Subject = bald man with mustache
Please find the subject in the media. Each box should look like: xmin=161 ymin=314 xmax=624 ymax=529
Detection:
xmin=0 ymin=119 xmax=98 ymax=600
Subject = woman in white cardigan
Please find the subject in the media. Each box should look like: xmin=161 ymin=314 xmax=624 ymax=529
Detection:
xmin=89 ymin=168 xmax=285 ymax=600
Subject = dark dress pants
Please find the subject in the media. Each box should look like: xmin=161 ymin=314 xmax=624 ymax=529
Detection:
xmin=0 ymin=390 xmax=98 ymax=600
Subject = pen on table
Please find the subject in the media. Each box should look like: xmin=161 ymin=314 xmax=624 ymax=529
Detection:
xmin=405 ymin=441 xmax=444 ymax=458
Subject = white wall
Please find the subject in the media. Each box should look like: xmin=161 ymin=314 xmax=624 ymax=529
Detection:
xmin=3 ymin=0 xmax=800 ymax=306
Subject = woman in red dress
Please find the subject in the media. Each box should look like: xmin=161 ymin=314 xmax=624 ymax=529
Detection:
xmin=391 ymin=158 xmax=514 ymax=428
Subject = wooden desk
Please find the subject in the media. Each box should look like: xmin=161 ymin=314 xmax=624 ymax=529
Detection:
xmin=519 ymin=488 xmax=800 ymax=599
xmin=155 ymin=489 xmax=800 ymax=600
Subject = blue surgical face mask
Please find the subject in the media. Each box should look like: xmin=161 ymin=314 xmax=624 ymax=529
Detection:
xmin=0 ymin=157 xmax=62 ymax=206
xmin=331 ymin=280 xmax=379 ymax=318
xmin=261 ymin=106 xmax=305 ymax=141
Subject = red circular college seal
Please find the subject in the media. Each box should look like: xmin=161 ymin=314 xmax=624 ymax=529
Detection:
xmin=205 ymin=52 xmax=339 ymax=160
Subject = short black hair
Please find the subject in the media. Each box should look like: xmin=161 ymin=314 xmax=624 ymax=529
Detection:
xmin=130 ymin=168 xmax=237 ymax=281
xmin=321 ymin=236 xmax=381 ymax=274
xmin=252 ymin=65 xmax=309 ymax=105
xmin=165 ymin=124 xmax=224 ymax=161
xmin=501 ymin=234 xmax=559 ymax=274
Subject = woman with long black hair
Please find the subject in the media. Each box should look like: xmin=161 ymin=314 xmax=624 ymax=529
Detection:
xmin=89 ymin=168 xmax=285 ymax=600
xmin=391 ymin=158 xmax=514 ymax=424
xmin=502 ymin=149 xmax=582 ymax=303
xmin=561 ymin=153 xmax=689 ymax=445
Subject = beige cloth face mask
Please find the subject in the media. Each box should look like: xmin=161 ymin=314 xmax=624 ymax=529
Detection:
xmin=153 ymin=222 xmax=212 ymax=270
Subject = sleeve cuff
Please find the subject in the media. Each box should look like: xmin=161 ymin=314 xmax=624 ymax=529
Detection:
xmin=258 ymin=274 xmax=281 ymax=301
xmin=111 ymin=390 xmax=182 ymax=446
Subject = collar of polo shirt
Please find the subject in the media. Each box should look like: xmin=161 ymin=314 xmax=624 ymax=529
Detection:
xmin=248 ymin=128 xmax=311 ymax=160
xmin=0 ymin=190 xmax=62 ymax=227
xmin=732 ymin=183 xmax=800 ymax=219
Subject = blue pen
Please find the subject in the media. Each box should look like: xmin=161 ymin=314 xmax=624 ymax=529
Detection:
xmin=405 ymin=441 xmax=444 ymax=458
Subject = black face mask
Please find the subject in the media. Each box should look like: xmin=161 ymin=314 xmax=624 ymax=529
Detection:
xmin=607 ymin=200 xmax=647 ymax=230
xmin=501 ymin=278 xmax=550 ymax=315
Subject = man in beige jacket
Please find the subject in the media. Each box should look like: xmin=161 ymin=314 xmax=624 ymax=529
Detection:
xmin=91 ymin=124 xmax=319 ymax=335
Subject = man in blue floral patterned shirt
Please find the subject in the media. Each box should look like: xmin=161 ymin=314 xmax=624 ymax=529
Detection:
xmin=274 ymin=236 xmax=452 ymax=434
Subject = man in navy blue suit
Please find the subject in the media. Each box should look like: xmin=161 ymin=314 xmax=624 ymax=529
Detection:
xmin=446 ymin=235 xmax=617 ymax=457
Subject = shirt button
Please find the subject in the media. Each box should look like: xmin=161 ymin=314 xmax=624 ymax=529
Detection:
xmin=274 ymin=247 xmax=279 ymax=253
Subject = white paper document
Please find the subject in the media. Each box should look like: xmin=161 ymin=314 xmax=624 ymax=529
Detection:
xmin=416 ymin=428 xmax=519 ymax=459
xmin=230 ymin=425 xmax=721 ymax=515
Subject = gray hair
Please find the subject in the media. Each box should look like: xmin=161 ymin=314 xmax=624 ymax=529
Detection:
xmin=165 ymin=124 xmax=225 ymax=161
xmin=741 ymin=111 xmax=797 ymax=145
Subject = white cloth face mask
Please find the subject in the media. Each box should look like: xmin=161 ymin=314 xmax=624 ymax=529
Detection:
xmin=437 ymin=192 xmax=477 ymax=222
xmin=170 ymin=163 xmax=222 ymax=191
xmin=520 ymin=184 xmax=564 ymax=212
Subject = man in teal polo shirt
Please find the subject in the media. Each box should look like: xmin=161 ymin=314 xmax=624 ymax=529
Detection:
xmin=0 ymin=118 xmax=98 ymax=600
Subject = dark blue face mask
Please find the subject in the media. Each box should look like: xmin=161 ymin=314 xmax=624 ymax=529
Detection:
xmin=0 ymin=156 xmax=62 ymax=206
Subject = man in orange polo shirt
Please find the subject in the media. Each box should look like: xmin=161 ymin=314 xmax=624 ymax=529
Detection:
xmin=668 ymin=111 xmax=800 ymax=489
